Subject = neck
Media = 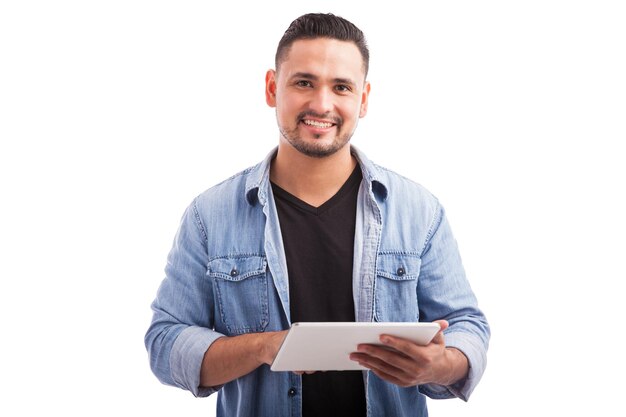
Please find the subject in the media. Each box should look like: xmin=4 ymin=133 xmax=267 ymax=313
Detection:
xmin=270 ymin=141 xmax=357 ymax=208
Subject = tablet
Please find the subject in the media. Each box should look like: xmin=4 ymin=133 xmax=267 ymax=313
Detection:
xmin=270 ymin=322 xmax=441 ymax=372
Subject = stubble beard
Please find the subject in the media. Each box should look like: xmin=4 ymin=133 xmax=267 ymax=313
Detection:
xmin=277 ymin=111 xmax=353 ymax=158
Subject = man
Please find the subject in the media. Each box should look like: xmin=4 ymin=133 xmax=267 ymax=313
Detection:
xmin=146 ymin=13 xmax=490 ymax=417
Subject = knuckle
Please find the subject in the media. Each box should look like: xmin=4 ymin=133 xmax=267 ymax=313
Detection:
xmin=422 ymin=354 xmax=434 ymax=366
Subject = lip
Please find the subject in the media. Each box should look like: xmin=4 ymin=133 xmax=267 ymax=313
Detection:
xmin=300 ymin=118 xmax=337 ymax=133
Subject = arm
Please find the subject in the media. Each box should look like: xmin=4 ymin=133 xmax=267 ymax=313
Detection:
xmin=416 ymin=204 xmax=490 ymax=400
xmin=352 ymin=204 xmax=489 ymax=400
xmin=146 ymin=199 xmax=289 ymax=394
xmin=144 ymin=200 xmax=224 ymax=397
xmin=200 ymin=330 xmax=287 ymax=387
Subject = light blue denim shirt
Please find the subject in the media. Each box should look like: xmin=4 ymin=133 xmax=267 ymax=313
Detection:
xmin=145 ymin=146 xmax=490 ymax=417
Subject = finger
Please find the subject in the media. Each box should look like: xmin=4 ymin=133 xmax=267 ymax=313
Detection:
xmin=293 ymin=370 xmax=316 ymax=375
xmin=434 ymin=320 xmax=449 ymax=332
xmin=378 ymin=334 xmax=432 ymax=360
xmin=351 ymin=349 xmax=415 ymax=381
xmin=431 ymin=320 xmax=449 ymax=345
xmin=352 ymin=353 xmax=397 ymax=375
xmin=350 ymin=352 xmax=366 ymax=361
xmin=369 ymin=367 xmax=414 ymax=387
xmin=356 ymin=344 xmax=415 ymax=371
xmin=380 ymin=320 xmax=449 ymax=353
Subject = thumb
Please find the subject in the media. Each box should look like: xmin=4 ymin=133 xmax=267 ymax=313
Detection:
xmin=432 ymin=320 xmax=449 ymax=344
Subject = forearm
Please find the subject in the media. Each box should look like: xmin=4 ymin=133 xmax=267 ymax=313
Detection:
xmin=200 ymin=330 xmax=286 ymax=388
xmin=440 ymin=347 xmax=469 ymax=386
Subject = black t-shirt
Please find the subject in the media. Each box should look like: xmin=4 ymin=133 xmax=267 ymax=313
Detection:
xmin=272 ymin=166 xmax=366 ymax=417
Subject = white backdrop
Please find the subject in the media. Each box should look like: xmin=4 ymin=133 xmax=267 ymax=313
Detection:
xmin=1 ymin=1 xmax=625 ymax=416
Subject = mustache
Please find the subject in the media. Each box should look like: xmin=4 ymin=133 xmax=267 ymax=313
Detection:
xmin=297 ymin=111 xmax=342 ymax=126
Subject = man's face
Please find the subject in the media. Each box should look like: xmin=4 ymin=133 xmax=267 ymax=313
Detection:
xmin=265 ymin=38 xmax=370 ymax=158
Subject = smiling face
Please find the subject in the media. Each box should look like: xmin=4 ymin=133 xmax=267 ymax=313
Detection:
xmin=265 ymin=38 xmax=370 ymax=158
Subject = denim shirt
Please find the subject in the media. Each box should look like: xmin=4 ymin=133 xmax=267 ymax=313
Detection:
xmin=145 ymin=146 xmax=490 ymax=417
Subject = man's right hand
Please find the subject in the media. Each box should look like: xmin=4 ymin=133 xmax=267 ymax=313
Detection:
xmin=200 ymin=330 xmax=288 ymax=388
xmin=259 ymin=330 xmax=289 ymax=365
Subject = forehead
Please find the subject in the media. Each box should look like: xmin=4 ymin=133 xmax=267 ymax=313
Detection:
xmin=278 ymin=38 xmax=366 ymax=82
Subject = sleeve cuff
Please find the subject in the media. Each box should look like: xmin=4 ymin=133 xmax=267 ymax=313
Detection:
xmin=420 ymin=330 xmax=487 ymax=401
xmin=170 ymin=326 xmax=225 ymax=397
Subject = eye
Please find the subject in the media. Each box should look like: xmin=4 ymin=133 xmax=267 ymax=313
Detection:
xmin=335 ymin=84 xmax=352 ymax=93
xmin=295 ymin=80 xmax=312 ymax=88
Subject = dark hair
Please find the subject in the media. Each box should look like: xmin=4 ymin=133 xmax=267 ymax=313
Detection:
xmin=275 ymin=13 xmax=369 ymax=77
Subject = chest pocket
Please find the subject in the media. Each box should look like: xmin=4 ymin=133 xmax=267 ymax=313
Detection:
xmin=374 ymin=253 xmax=421 ymax=322
xmin=208 ymin=255 xmax=269 ymax=335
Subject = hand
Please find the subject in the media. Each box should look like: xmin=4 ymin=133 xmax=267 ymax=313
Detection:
xmin=201 ymin=330 xmax=289 ymax=388
xmin=256 ymin=331 xmax=316 ymax=376
xmin=264 ymin=332 xmax=315 ymax=376
xmin=260 ymin=330 xmax=289 ymax=365
xmin=349 ymin=320 xmax=468 ymax=387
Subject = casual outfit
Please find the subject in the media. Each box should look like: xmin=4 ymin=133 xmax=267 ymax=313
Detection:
xmin=145 ymin=146 xmax=490 ymax=417
xmin=273 ymin=166 xmax=366 ymax=416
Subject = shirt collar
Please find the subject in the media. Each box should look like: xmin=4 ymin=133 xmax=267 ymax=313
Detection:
xmin=351 ymin=145 xmax=389 ymax=202
xmin=245 ymin=145 xmax=389 ymax=206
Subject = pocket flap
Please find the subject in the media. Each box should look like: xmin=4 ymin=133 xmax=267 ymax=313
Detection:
xmin=376 ymin=253 xmax=421 ymax=281
xmin=207 ymin=255 xmax=267 ymax=281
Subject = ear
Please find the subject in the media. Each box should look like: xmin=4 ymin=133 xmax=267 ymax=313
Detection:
xmin=359 ymin=81 xmax=371 ymax=118
xmin=265 ymin=69 xmax=277 ymax=108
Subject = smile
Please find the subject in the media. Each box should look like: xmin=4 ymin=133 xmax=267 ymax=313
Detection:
xmin=302 ymin=119 xmax=335 ymax=128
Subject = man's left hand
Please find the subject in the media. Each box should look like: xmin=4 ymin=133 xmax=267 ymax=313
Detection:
xmin=349 ymin=320 xmax=468 ymax=387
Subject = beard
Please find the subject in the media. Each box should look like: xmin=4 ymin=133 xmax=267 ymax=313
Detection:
xmin=277 ymin=110 xmax=353 ymax=158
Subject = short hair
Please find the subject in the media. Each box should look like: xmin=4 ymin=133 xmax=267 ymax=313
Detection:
xmin=275 ymin=13 xmax=369 ymax=78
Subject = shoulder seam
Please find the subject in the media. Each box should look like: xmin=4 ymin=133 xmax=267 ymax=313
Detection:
xmin=192 ymin=198 xmax=208 ymax=242
xmin=420 ymin=200 xmax=443 ymax=257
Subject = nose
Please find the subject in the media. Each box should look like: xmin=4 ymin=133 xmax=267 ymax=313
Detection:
xmin=309 ymin=86 xmax=334 ymax=115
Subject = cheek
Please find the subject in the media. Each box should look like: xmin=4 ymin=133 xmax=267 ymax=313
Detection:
xmin=276 ymin=94 xmax=300 ymax=117
xmin=339 ymin=102 xmax=363 ymax=123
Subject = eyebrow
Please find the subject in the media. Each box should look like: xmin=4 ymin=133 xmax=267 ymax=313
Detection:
xmin=290 ymin=72 xmax=357 ymax=87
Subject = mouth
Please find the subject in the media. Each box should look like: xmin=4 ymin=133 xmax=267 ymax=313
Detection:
xmin=301 ymin=119 xmax=336 ymax=129
xmin=295 ymin=111 xmax=342 ymax=136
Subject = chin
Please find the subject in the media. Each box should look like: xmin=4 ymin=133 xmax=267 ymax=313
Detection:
xmin=293 ymin=140 xmax=350 ymax=159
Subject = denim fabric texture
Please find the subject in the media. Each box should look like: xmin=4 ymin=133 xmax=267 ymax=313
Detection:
xmin=145 ymin=146 xmax=490 ymax=417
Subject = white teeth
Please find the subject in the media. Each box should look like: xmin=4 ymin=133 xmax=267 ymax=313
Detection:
xmin=303 ymin=119 xmax=333 ymax=128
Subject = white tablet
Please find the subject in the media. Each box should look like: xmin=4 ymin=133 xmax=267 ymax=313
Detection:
xmin=270 ymin=322 xmax=441 ymax=372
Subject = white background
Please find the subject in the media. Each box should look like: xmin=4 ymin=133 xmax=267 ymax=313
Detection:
xmin=1 ymin=1 xmax=625 ymax=415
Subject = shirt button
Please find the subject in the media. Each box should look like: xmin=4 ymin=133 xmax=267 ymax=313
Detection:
xmin=397 ymin=267 xmax=406 ymax=276
xmin=230 ymin=268 xmax=239 ymax=277
xmin=288 ymin=388 xmax=297 ymax=397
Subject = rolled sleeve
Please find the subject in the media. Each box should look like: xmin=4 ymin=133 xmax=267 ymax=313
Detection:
xmin=417 ymin=203 xmax=490 ymax=401
xmin=420 ymin=331 xmax=487 ymax=401
xmin=170 ymin=326 xmax=225 ymax=397
xmin=444 ymin=331 xmax=487 ymax=400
